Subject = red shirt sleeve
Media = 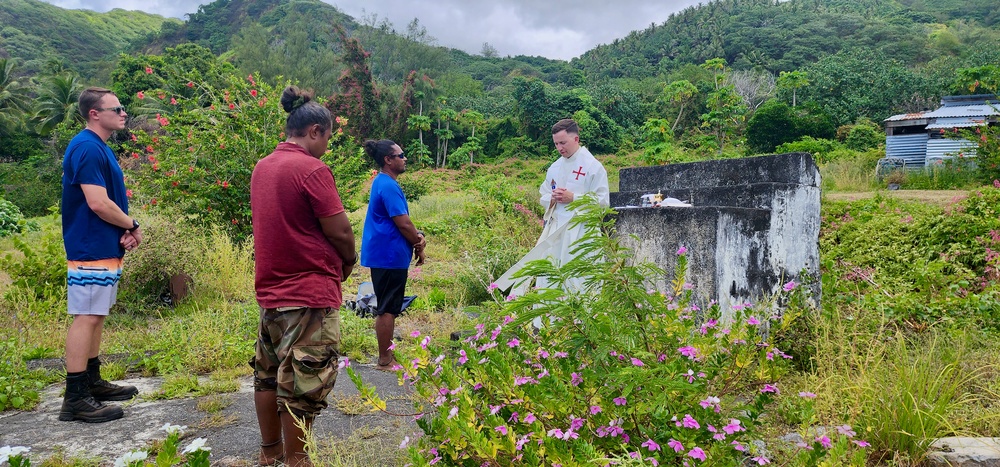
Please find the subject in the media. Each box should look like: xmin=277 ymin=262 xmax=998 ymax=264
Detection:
xmin=302 ymin=166 xmax=345 ymax=218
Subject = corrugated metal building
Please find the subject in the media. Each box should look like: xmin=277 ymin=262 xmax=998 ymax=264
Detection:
xmin=884 ymin=95 xmax=999 ymax=168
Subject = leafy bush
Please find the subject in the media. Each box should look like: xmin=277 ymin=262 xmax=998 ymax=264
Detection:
xmin=118 ymin=211 xmax=204 ymax=308
xmin=0 ymin=218 xmax=64 ymax=303
xmin=355 ymin=199 xmax=867 ymax=465
xmin=821 ymin=191 xmax=1000 ymax=327
xmin=0 ymin=198 xmax=28 ymax=238
xmin=777 ymin=137 xmax=844 ymax=163
xmin=966 ymin=124 xmax=1000 ymax=184
xmin=838 ymin=118 xmax=884 ymax=151
xmin=0 ymin=152 xmax=62 ymax=217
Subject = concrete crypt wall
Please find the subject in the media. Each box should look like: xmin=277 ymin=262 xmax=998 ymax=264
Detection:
xmin=609 ymin=152 xmax=821 ymax=314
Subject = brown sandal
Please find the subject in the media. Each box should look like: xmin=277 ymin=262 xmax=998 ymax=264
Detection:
xmin=259 ymin=439 xmax=284 ymax=466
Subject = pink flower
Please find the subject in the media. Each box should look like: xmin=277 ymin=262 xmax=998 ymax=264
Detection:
xmin=641 ymin=439 xmax=660 ymax=452
xmin=722 ymin=419 xmax=744 ymax=434
xmin=250 ymin=89 xmax=258 ymax=97
xmin=681 ymin=414 xmax=700 ymax=429
xmin=170 ymin=97 xmax=177 ymax=105
xmin=746 ymin=316 xmax=761 ymax=326
xmin=677 ymin=245 xmax=688 ymax=255
xmin=137 ymin=91 xmax=145 ymax=99
xmin=816 ymin=435 xmax=832 ymax=449
xmin=783 ymin=280 xmax=797 ymax=292
xmin=761 ymin=384 xmax=779 ymax=394
xmin=732 ymin=441 xmax=746 ymax=452
xmin=678 ymin=346 xmax=699 ymax=359
xmin=523 ymin=413 xmax=536 ymax=424
xmin=798 ymin=391 xmax=816 ymax=398
xmin=667 ymin=439 xmax=684 ymax=452
xmin=145 ymin=66 xmax=153 ymax=74
xmin=410 ymin=330 xmax=421 ymax=338
xmin=836 ymin=425 xmax=856 ymax=438
xmin=630 ymin=357 xmax=644 ymax=367
xmin=688 ymin=447 xmax=706 ymax=461
xmin=752 ymin=456 xmax=770 ymax=465
xmin=186 ymin=81 xmax=194 ymax=88
xmin=457 ymin=350 xmax=468 ymax=365
xmin=570 ymin=372 xmax=583 ymax=386
xmin=853 ymin=440 xmax=870 ymax=448
xmin=507 ymin=338 xmax=520 ymax=348
xmin=589 ymin=405 xmax=602 ymax=415
xmin=495 ymin=425 xmax=508 ymax=435
xmin=613 ymin=397 xmax=627 ymax=406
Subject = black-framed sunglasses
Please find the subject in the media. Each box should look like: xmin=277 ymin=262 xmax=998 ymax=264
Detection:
xmin=391 ymin=152 xmax=406 ymax=159
xmin=96 ymin=106 xmax=127 ymax=115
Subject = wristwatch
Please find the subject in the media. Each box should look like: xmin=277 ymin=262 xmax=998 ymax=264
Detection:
xmin=127 ymin=219 xmax=140 ymax=232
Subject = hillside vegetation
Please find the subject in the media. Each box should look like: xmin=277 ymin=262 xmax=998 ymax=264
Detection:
xmin=0 ymin=0 xmax=178 ymax=78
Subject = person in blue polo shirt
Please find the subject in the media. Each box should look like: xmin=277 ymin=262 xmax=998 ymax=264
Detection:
xmin=60 ymin=87 xmax=142 ymax=423
xmin=360 ymin=139 xmax=425 ymax=371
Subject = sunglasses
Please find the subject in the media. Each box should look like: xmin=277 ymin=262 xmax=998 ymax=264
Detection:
xmin=390 ymin=152 xmax=406 ymax=159
xmin=96 ymin=106 xmax=127 ymax=115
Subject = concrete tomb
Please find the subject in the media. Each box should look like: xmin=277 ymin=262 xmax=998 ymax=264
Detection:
xmin=610 ymin=152 xmax=821 ymax=314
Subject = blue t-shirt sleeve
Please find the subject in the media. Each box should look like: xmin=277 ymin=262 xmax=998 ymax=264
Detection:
xmin=382 ymin=182 xmax=409 ymax=218
xmin=67 ymin=142 xmax=108 ymax=187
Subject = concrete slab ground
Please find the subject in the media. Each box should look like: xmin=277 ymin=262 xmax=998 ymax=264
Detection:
xmin=0 ymin=362 xmax=418 ymax=465
xmin=928 ymin=437 xmax=1000 ymax=467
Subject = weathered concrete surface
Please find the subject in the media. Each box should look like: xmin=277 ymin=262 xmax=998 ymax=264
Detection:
xmin=928 ymin=437 xmax=1000 ymax=467
xmin=611 ymin=153 xmax=821 ymax=312
xmin=618 ymin=152 xmax=819 ymax=192
xmin=0 ymin=362 xmax=417 ymax=465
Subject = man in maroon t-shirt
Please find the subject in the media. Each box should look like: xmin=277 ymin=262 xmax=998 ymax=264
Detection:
xmin=249 ymin=87 xmax=356 ymax=467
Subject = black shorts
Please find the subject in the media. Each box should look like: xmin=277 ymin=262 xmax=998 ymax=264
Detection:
xmin=371 ymin=268 xmax=408 ymax=316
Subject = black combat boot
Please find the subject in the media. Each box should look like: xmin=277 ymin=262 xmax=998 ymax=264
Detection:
xmin=87 ymin=357 xmax=138 ymax=401
xmin=58 ymin=371 xmax=124 ymax=423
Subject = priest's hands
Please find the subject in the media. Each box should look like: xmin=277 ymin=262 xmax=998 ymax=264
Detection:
xmin=552 ymin=188 xmax=575 ymax=204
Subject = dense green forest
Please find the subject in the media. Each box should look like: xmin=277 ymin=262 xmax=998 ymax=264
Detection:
xmin=1 ymin=0 xmax=999 ymax=218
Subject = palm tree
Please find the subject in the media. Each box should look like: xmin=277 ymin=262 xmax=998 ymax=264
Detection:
xmin=34 ymin=72 xmax=83 ymax=135
xmin=0 ymin=58 xmax=31 ymax=135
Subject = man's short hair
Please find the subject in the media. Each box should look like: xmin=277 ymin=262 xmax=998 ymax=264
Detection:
xmin=552 ymin=118 xmax=579 ymax=135
xmin=79 ymin=87 xmax=115 ymax=120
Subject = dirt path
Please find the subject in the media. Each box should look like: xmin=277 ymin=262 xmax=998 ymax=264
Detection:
xmin=824 ymin=189 xmax=969 ymax=207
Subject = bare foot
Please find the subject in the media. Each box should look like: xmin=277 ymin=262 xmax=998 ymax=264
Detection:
xmin=259 ymin=440 xmax=283 ymax=466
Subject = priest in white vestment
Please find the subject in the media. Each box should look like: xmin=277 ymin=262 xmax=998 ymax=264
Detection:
xmin=496 ymin=118 xmax=609 ymax=296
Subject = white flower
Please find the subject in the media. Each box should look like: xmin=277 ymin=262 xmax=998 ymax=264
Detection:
xmin=113 ymin=450 xmax=148 ymax=467
xmin=160 ymin=423 xmax=187 ymax=435
xmin=182 ymin=438 xmax=211 ymax=454
xmin=399 ymin=436 xmax=410 ymax=449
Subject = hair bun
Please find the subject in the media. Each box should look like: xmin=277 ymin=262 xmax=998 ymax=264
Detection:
xmin=280 ymin=86 xmax=315 ymax=114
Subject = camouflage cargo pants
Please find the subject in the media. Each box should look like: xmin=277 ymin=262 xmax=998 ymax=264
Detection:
xmin=252 ymin=307 xmax=341 ymax=417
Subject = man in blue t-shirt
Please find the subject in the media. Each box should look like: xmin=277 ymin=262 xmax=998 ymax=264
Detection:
xmin=60 ymin=87 xmax=143 ymax=423
xmin=360 ymin=139 xmax=425 ymax=371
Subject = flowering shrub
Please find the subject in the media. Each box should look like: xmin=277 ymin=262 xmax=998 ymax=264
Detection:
xmin=352 ymin=197 xmax=867 ymax=466
xmin=122 ymin=72 xmax=370 ymax=239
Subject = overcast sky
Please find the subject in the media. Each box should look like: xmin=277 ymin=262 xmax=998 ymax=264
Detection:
xmin=37 ymin=0 xmax=704 ymax=60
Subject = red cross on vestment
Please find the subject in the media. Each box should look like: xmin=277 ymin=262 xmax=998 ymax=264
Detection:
xmin=573 ymin=166 xmax=586 ymax=180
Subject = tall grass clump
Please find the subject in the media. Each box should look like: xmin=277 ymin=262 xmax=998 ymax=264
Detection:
xmin=810 ymin=306 xmax=995 ymax=464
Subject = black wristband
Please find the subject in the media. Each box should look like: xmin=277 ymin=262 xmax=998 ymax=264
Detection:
xmin=127 ymin=219 xmax=140 ymax=232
